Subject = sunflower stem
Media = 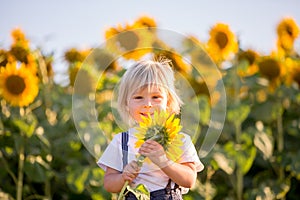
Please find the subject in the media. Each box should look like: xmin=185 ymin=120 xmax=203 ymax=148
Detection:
xmin=136 ymin=155 xmax=146 ymax=167
xmin=117 ymin=154 xmax=145 ymax=200
xmin=118 ymin=181 xmax=129 ymax=200
xmin=16 ymin=134 xmax=25 ymax=200
xmin=277 ymin=113 xmax=284 ymax=181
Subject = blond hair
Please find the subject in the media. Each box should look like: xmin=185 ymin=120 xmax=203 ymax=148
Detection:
xmin=117 ymin=58 xmax=183 ymax=125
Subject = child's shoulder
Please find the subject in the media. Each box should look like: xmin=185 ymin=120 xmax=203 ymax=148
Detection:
xmin=111 ymin=129 xmax=132 ymax=140
xmin=109 ymin=131 xmax=123 ymax=143
xmin=179 ymin=132 xmax=193 ymax=143
xmin=180 ymin=132 xmax=191 ymax=138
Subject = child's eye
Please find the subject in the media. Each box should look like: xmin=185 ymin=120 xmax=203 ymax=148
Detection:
xmin=152 ymin=95 xmax=162 ymax=99
xmin=133 ymin=96 xmax=143 ymax=99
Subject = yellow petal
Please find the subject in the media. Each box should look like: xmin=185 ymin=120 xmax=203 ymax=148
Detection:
xmin=135 ymin=140 xmax=144 ymax=148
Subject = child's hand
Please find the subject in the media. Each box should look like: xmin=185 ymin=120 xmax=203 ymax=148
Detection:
xmin=122 ymin=161 xmax=140 ymax=182
xmin=139 ymin=140 xmax=172 ymax=168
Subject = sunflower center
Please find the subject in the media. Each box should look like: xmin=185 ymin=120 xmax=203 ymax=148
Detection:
xmin=293 ymin=68 xmax=300 ymax=86
xmin=145 ymin=125 xmax=168 ymax=146
xmin=285 ymin=25 xmax=293 ymax=37
xmin=215 ymin=32 xmax=228 ymax=49
xmin=117 ymin=31 xmax=139 ymax=50
xmin=238 ymin=51 xmax=256 ymax=65
xmin=5 ymin=75 xmax=26 ymax=95
xmin=258 ymin=59 xmax=281 ymax=80
xmin=10 ymin=46 xmax=29 ymax=64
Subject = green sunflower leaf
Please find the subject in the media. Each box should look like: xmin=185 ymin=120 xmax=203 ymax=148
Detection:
xmin=126 ymin=184 xmax=150 ymax=200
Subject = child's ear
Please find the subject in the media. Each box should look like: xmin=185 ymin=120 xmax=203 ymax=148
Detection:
xmin=167 ymin=100 xmax=170 ymax=107
xmin=167 ymin=98 xmax=172 ymax=108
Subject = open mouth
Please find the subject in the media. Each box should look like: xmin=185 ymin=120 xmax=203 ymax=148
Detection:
xmin=140 ymin=113 xmax=153 ymax=117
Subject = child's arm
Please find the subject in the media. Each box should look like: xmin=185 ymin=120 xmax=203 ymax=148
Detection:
xmin=160 ymin=162 xmax=197 ymax=188
xmin=139 ymin=140 xmax=197 ymax=188
xmin=103 ymin=161 xmax=141 ymax=193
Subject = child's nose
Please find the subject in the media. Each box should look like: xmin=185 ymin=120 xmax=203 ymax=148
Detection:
xmin=143 ymin=99 xmax=152 ymax=108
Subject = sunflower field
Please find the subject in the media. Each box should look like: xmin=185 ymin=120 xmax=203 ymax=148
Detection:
xmin=0 ymin=16 xmax=300 ymax=200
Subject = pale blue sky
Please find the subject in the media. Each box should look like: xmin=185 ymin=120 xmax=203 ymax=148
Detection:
xmin=1 ymin=0 xmax=300 ymax=83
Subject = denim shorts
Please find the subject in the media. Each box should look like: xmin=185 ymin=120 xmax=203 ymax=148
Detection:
xmin=125 ymin=187 xmax=183 ymax=200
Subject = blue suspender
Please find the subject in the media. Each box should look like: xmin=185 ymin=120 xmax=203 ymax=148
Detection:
xmin=121 ymin=131 xmax=129 ymax=170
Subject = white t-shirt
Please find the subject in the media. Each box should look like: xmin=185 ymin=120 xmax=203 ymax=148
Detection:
xmin=97 ymin=127 xmax=204 ymax=193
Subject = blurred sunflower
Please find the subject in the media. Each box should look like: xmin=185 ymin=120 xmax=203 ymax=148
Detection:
xmin=133 ymin=15 xmax=157 ymax=29
xmin=188 ymin=78 xmax=210 ymax=97
xmin=70 ymin=63 xmax=97 ymax=95
xmin=0 ymin=49 xmax=9 ymax=67
xmin=11 ymin=28 xmax=30 ymax=48
xmin=9 ymin=45 xmax=30 ymax=63
xmin=0 ymin=62 xmax=39 ymax=107
xmin=237 ymin=49 xmax=259 ymax=77
xmin=8 ymin=52 xmax=38 ymax=76
xmin=68 ymin=62 xmax=80 ymax=86
xmin=105 ymin=22 xmax=154 ymax=60
xmin=154 ymin=50 xmax=191 ymax=74
xmin=276 ymin=34 xmax=295 ymax=56
xmin=292 ymin=65 xmax=300 ymax=88
xmin=190 ymin=45 xmax=213 ymax=67
xmin=91 ymin=49 xmax=120 ymax=73
xmin=9 ymin=28 xmax=32 ymax=63
xmin=276 ymin=17 xmax=300 ymax=55
xmin=64 ymin=48 xmax=90 ymax=63
xmin=257 ymin=56 xmax=285 ymax=91
xmin=105 ymin=23 xmax=125 ymax=39
xmin=118 ymin=30 xmax=140 ymax=50
xmin=135 ymin=110 xmax=184 ymax=162
xmin=206 ymin=23 xmax=238 ymax=64
xmin=285 ymin=58 xmax=300 ymax=87
xmin=8 ymin=28 xmax=39 ymax=76
xmin=277 ymin=17 xmax=299 ymax=40
xmin=8 ymin=46 xmax=38 ymax=77
xmin=190 ymin=45 xmax=222 ymax=100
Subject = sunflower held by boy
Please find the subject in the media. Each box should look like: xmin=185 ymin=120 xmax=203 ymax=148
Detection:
xmin=118 ymin=110 xmax=184 ymax=200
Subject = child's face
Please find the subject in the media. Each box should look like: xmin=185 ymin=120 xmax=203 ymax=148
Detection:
xmin=128 ymin=85 xmax=168 ymax=123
